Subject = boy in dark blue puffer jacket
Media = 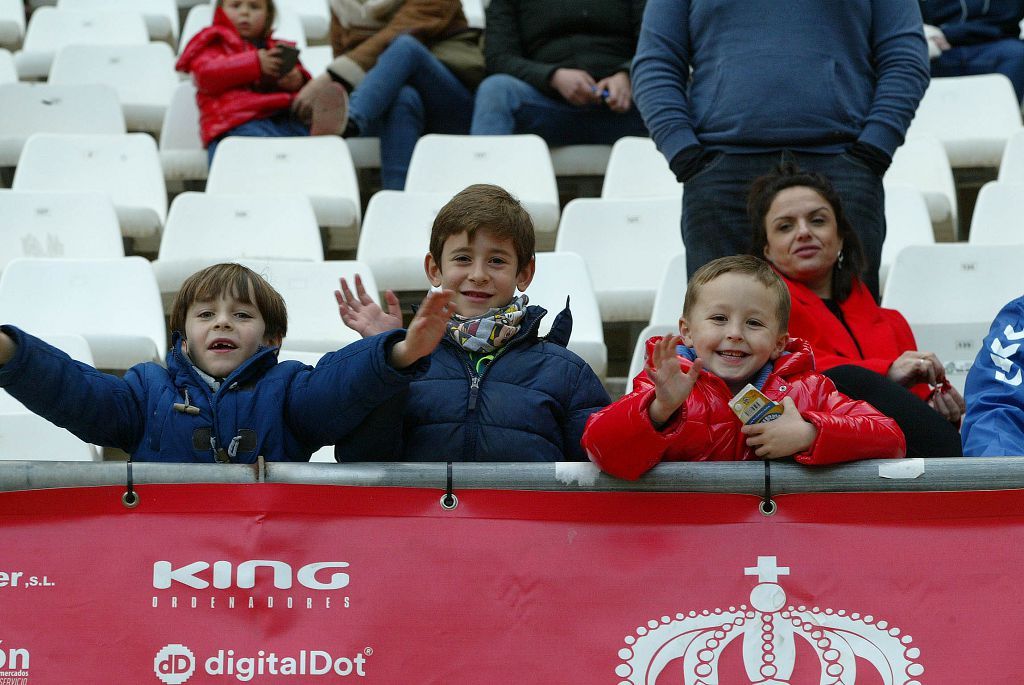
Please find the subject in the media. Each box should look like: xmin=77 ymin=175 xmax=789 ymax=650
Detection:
xmin=335 ymin=183 xmax=610 ymax=462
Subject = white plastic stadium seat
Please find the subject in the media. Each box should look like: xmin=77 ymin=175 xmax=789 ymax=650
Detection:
xmin=179 ymin=4 xmax=306 ymax=55
xmin=0 ymin=83 xmax=125 ymax=166
xmin=154 ymin=192 xmax=323 ymax=304
xmin=879 ymin=184 xmax=934 ymax=294
xmin=549 ymin=144 xmax=612 ymax=176
xmin=0 ymin=190 xmax=124 ymax=272
xmin=49 ymin=43 xmax=179 ymax=134
xmin=997 ymin=129 xmax=1024 ymax=183
xmin=405 ymin=134 xmax=561 ymax=248
xmin=159 ymin=80 xmax=207 ymax=182
xmin=56 ymin=0 xmax=179 ymax=43
xmin=602 ymin=136 xmax=682 ymax=200
xmin=555 ymin=197 xmax=683 ymax=323
xmin=885 ymin=134 xmax=958 ymax=237
xmin=0 ymin=257 xmax=167 ymax=369
xmin=356 ymin=190 xmax=448 ymax=292
xmin=528 ymin=252 xmax=607 ymax=378
xmin=206 ymin=136 xmax=361 ymax=249
xmin=15 ymin=7 xmax=148 ymax=79
xmin=13 ymin=133 xmax=167 ymax=239
xmin=460 ymin=0 xmax=485 ymax=29
xmin=881 ymin=244 xmax=1024 ymax=392
xmin=239 ymin=259 xmax=379 ymax=355
xmin=0 ymin=47 xmax=16 ymax=83
xmin=648 ymin=252 xmax=687 ymax=326
xmin=0 ymin=0 xmax=25 ymax=51
xmin=625 ymin=323 xmax=678 ymax=390
xmin=967 ymin=181 xmax=1024 ymax=245
xmin=906 ymin=74 xmax=1023 ymax=168
xmin=276 ymin=0 xmax=329 ymax=41
xmin=0 ymin=413 xmax=100 ymax=461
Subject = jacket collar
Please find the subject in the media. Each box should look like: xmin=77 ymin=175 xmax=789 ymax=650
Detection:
xmin=168 ymin=331 xmax=280 ymax=389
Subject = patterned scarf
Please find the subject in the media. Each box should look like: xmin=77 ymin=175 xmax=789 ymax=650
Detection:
xmin=447 ymin=295 xmax=528 ymax=354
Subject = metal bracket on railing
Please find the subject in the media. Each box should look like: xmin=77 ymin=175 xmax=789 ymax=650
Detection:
xmin=121 ymin=458 xmax=139 ymax=509
xmin=759 ymin=459 xmax=776 ymax=516
xmin=440 ymin=461 xmax=458 ymax=510
xmin=257 ymin=455 xmax=266 ymax=483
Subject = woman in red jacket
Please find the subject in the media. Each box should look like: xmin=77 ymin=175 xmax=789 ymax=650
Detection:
xmin=176 ymin=0 xmax=348 ymax=162
xmin=748 ymin=162 xmax=964 ymax=457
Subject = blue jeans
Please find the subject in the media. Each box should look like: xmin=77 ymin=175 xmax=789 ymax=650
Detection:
xmin=681 ymin=150 xmax=886 ymax=300
xmin=348 ymin=34 xmax=474 ymax=189
xmin=932 ymin=38 xmax=1024 ymax=102
xmin=207 ymin=112 xmax=308 ymax=164
xmin=470 ymin=73 xmax=648 ymax=144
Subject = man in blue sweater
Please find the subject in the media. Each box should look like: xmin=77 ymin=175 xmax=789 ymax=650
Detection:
xmin=632 ymin=0 xmax=930 ymax=300
xmin=921 ymin=0 xmax=1024 ymax=102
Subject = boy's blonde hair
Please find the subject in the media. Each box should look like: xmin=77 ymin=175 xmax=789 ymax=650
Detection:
xmin=683 ymin=255 xmax=791 ymax=333
xmin=215 ymin=0 xmax=277 ymax=40
xmin=429 ymin=184 xmax=535 ymax=272
xmin=170 ymin=263 xmax=287 ymax=342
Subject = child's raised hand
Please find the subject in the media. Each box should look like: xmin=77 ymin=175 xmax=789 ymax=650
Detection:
xmin=647 ymin=335 xmax=701 ymax=426
xmin=258 ymin=47 xmax=284 ymax=78
xmin=388 ymin=289 xmax=453 ymax=370
xmin=335 ymin=275 xmax=403 ymax=337
xmin=741 ymin=396 xmax=818 ymax=460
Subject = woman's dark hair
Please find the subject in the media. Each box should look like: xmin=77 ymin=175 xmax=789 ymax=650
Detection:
xmin=747 ymin=161 xmax=865 ymax=302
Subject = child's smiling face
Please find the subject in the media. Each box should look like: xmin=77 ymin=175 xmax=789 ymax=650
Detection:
xmin=425 ymin=229 xmax=535 ymax=317
xmin=181 ymin=290 xmax=279 ymax=379
xmin=679 ymin=272 xmax=788 ymax=393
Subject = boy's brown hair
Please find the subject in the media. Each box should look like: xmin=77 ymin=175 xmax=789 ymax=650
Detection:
xmin=170 ymin=263 xmax=288 ymax=342
xmin=683 ymin=255 xmax=791 ymax=333
xmin=215 ymin=0 xmax=277 ymax=40
xmin=429 ymin=184 xmax=535 ymax=272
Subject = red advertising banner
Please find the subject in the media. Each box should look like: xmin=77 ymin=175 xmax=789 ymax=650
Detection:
xmin=0 ymin=483 xmax=1020 ymax=683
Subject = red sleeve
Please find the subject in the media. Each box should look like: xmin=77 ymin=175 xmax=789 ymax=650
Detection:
xmin=581 ymin=372 xmax=681 ymax=480
xmin=177 ymin=28 xmax=262 ymax=94
xmin=794 ymin=375 xmax=907 ymax=464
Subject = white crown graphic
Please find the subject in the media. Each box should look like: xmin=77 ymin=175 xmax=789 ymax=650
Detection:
xmin=615 ymin=556 xmax=923 ymax=685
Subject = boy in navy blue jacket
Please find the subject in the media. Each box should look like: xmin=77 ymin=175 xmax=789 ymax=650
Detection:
xmin=0 ymin=263 xmax=452 ymax=462
xmin=335 ymin=183 xmax=610 ymax=461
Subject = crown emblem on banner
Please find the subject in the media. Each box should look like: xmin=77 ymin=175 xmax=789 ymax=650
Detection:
xmin=614 ymin=556 xmax=923 ymax=685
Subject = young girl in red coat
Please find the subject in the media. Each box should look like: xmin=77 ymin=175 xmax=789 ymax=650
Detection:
xmin=581 ymin=255 xmax=905 ymax=480
xmin=176 ymin=0 xmax=348 ymax=162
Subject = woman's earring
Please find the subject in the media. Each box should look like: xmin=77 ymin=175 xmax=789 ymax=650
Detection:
xmin=837 ymin=250 xmax=845 ymax=270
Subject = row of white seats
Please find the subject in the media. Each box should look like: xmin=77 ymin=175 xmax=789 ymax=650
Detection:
xmin=4 ymin=0 xmax=486 ymax=62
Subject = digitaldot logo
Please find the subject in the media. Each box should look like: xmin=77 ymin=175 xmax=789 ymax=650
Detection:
xmin=154 ymin=644 xmax=196 ymax=684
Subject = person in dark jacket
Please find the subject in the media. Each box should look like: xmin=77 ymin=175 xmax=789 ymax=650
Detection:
xmin=469 ymin=0 xmax=648 ymax=145
xmin=920 ymin=0 xmax=1024 ymax=102
xmin=334 ymin=184 xmax=610 ymax=462
xmin=632 ymin=0 xmax=930 ymax=300
xmin=0 ymin=263 xmax=452 ymax=463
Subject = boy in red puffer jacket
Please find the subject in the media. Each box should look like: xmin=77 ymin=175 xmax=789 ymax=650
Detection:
xmin=177 ymin=0 xmax=348 ymax=162
xmin=581 ymin=255 xmax=906 ymax=480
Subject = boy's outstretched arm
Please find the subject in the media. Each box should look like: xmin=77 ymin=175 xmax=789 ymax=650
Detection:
xmin=648 ymin=335 xmax=702 ymax=426
xmin=389 ymin=289 xmax=453 ymax=369
xmin=335 ymin=275 xmax=404 ymax=337
xmin=741 ymin=396 xmax=817 ymax=460
xmin=0 ymin=330 xmax=14 ymax=365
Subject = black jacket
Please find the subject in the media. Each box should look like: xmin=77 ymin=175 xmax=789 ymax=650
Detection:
xmin=920 ymin=0 xmax=1024 ymax=45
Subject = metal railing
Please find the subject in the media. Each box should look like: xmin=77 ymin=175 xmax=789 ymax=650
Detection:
xmin=0 ymin=457 xmax=1021 ymax=496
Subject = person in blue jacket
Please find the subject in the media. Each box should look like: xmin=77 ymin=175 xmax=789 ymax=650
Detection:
xmin=962 ymin=296 xmax=1024 ymax=456
xmin=631 ymin=0 xmax=931 ymax=300
xmin=0 ymin=262 xmax=452 ymax=463
xmin=920 ymin=0 xmax=1024 ymax=102
xmin=334 ymin=183 xmax=611 ymax=461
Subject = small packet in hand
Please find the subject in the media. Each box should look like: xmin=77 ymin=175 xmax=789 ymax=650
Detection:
xmin=730 ymin=384 xmax=783 ymax=425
